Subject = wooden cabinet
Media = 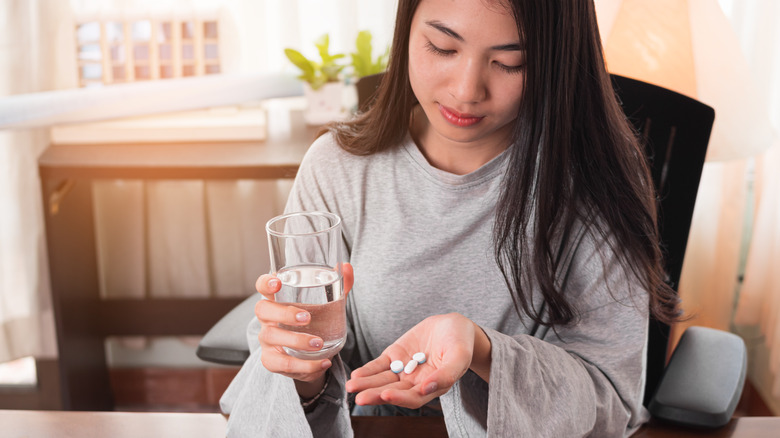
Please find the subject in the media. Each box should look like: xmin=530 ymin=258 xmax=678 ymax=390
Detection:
xmin=38 ymin=108 xmax=317 ymax=410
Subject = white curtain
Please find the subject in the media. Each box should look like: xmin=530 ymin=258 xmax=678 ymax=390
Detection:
xmin=0 ymin=0 xmax=397 ymax=362
xmin=721 ymin=0 xmax=780 ymax=406
xmin=0 ymin=0 xmax=71 ymax=362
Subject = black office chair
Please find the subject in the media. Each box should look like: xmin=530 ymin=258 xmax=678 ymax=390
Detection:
xmin=196 ymin=73 xmax=747 ymax=429
xmin=609 ymin=74 xmax=747 ymax=427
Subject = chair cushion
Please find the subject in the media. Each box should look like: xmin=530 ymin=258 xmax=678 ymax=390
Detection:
xmin=196 ymin=294 xmax=260 ymax=365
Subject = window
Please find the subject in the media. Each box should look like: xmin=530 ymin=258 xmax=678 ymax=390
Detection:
xmin=0 ymin=357 xmax=36 ymax=387
xmin=76 ymin=18 xmax=221 ymax=87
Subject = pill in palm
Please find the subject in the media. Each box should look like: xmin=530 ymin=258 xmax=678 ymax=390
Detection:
xmin=404 ymin=359 xmax=418 ymax=374
xmin=390 ymin=360 xmax=404 ymax=374
xmin=413 ymin=352 xmax=427 ymax=364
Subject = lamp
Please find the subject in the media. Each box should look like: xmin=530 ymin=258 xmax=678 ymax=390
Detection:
xmin=595 ymin=0 xmax=774 ymax=162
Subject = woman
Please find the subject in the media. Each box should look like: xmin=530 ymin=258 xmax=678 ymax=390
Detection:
xmin=221 ymin=0 xmax=679 ymax=436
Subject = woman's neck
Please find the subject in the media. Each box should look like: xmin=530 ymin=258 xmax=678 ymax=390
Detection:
xmin=409 ymin=105 xmax=509 ymax=175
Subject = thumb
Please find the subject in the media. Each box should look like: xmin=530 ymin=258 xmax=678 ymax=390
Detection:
xmin=418 ymin=367 xmax=459 ymax=398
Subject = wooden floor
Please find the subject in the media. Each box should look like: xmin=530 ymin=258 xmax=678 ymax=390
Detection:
xmin=733 ymin=379 xmax=775 ymax=418
xmin=110 ymin=367 xmax=239 ymax=412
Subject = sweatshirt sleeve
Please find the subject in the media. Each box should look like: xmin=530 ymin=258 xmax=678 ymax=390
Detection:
xmin=440 ymin=226 xmax=651 ymax=437
xmin=219 ymin=317 xmax=354 ymax=438
xmin=219 ymin=134 xmax=359 ymax=437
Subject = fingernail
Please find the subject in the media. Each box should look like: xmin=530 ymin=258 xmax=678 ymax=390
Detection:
xmin=321 ymin=360 xmax=331 ymax=369
xmin=296 ymin=312 xmax=310 ymax=322
xmin=424 ymin=382 xmax=438 ymax=395
xmin=309 ymin=338 xmax=322 ymax=349
xmin=268 ymin=279 xmax=280 ymax=289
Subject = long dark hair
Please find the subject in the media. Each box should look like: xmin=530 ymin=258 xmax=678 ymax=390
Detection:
xmin=327 ymin=0 xmax=680 ymax=326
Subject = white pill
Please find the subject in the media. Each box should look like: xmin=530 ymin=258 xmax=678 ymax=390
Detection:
xmin=404 ymin=359 xmax=418 ymax=374
xmin=390 ymin=360 xmax=404 ymax=374
xmin=413 ymin=352 xmax=427 ymax=364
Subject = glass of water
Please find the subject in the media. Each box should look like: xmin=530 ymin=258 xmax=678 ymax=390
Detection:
xmin=266 ymin=211 xmax=345 ymax=360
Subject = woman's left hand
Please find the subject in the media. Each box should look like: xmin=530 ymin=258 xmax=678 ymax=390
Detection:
xmin=345 ymin=313 xmax=487 ymax=409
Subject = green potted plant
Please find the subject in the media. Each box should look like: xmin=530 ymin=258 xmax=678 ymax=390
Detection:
xmin=349 ymin=30 xmax=388 ymax=79
xmin=349 ymin=30 xmax=389 ymax=111
xmin=285 ymin=34 xmax=348 ymax=125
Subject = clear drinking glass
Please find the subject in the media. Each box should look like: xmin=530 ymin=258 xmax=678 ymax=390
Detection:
xmin=266 ymin=211 xmax=346 ymax=360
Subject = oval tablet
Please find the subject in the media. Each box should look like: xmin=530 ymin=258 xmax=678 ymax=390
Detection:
xmin=404 ymin=359 xmax=418 ymax=374
xmin=390 ymin=360 xmax=404 ymax=374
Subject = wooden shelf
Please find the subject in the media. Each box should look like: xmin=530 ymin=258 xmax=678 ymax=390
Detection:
xmin=41 ymin=110 xmax=316 ymax=180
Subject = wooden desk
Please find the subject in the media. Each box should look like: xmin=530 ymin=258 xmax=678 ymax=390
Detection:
xmin=2 ymin=411 xmax=777 ymax=437
xmin=38 ymin=107 xmax=319 ymax=410
xmin=351 ymin=416 xmax=780 ymax=438
xmin=352 ymin=417 xmax=780 ymax=438
xmin=634 ymin=418 xmax=780 ymax=437
xmin=0 ymin=410 xmax=227 ymax=438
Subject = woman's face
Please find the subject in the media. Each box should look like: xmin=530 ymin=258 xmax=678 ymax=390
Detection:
xmin=408 ymin=0 xmax=525 ymax=152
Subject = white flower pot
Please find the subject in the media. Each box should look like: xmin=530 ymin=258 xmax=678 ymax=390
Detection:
xmin=303 ymin=81 xmax=350 ymax=125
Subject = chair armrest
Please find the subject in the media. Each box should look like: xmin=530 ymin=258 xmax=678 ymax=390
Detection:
xmin=648 ymin=326 xmax=747 ymax=428
xmin=196 ymin=294 xmax=261 ymax=365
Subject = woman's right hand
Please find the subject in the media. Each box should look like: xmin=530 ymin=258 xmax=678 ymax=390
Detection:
xmin=254 ymin=264 xmax=354 ymax=387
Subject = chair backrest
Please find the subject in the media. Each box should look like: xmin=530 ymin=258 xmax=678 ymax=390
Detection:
xmin=610 ymin=74 xmax=714 ymax=406
xmin=355 ymin=73 xmax=386 ymax=113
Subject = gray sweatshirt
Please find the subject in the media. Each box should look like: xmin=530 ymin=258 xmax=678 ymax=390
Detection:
xmin=220 ymin=132 xmax=651 ymax=437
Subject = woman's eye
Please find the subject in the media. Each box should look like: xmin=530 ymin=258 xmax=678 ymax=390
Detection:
xmin=425 ymin=41 xmax=454 ymax=56
xmin=494 ymin=61 xmax=524 ymax=75
xmin=424 ymin=40 xmax=524 ymax=74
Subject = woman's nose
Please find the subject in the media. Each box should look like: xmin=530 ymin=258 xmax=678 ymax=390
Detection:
xmin=448 ymin=59 xmax=487 ymax=103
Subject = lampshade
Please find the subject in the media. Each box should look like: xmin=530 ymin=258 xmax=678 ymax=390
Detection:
xmin=595 ymin=0 xmax=774 ymax=162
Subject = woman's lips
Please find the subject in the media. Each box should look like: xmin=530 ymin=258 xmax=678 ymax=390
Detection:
xmin=438 ymin=104 xmax=484 ymax=127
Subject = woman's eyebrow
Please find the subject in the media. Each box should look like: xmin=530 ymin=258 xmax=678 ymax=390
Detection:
xmin=425 ymin=20 xmax=523 ymax=51
xmin=426 ymin=20 xmax=464 ymax=41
